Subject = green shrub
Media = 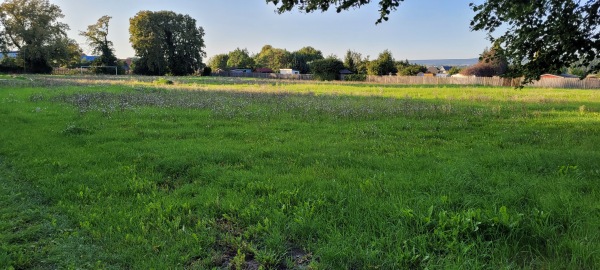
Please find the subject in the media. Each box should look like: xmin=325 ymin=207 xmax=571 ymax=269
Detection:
xmin=310 ymin=58 xmax=344 ymax=81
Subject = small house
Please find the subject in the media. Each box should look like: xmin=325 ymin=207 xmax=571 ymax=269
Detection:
xmin=81 ymin=55 xmax=99 ymax=62
xmin=231 ymin=68 xmax=252 ymax=73
xmin=426 ymin=66 xmax=439 ymax=74
xmin=280 ymin=68 xmax=300 ymax=75
xmin=0 ymin=51 xmax=18 ymax=59
xmin=439 ymin=66 xmax=453 ymax=74
xmin=339 ymin=69 xmax=353 ymax=75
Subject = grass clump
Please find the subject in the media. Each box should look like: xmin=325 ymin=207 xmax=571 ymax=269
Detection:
xmin=153 ymin=78 xmax=174 ymax=85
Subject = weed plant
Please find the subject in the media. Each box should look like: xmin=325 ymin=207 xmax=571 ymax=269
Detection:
xmin=0 ymin=76 xmax=599 ymax=269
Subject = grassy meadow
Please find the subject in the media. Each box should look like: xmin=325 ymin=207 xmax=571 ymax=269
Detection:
xmin=1 ymin=75 xmax=599 ymax=269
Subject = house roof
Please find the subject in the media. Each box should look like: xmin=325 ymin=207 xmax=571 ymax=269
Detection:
xmin=0 ymin=51 xmax=18 ymax=58
xmin=427 ymin=66 xmax=439 ymax=74
xmin=440 ymin=66 xmax=452 ymax=71
xmin=339 ymin=69 xmax=354 ymax=74
xmin=81 ymin=55 xmax=98 ymax=62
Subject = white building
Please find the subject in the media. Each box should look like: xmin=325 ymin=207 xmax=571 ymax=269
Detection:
xmin=280 ymin=69 xmax=300 ymax=75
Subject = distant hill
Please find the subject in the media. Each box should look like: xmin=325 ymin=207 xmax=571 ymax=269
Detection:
xmin=409 ymin=58 xmax=478 ymax=67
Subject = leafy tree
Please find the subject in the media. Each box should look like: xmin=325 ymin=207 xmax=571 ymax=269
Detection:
xmin=130 ymin=10 xmax=206 ymax=76
xmin=310 ymin=57 xmax=344 ymax=81
xmin=80 ymin=15 xmax=119 ymax=74
xmin=397 ymin=64 xmax=426 ymax=76
xmin=201 ymin=66 xmax=211 ymax=76
xmin=460 ymin=47 xmax=507 ymax=77
xmin=344 ymin=50 xmax=367 ymax=74
xmin=0 ymin=0 xmax=71 ymax=73
xmin=268 ymin=0 xmax=600 ymax=84
xmin=394 ymin=59 xmax=409 ymax=70
xmin=344 ymin=50 xmax=356 ymax=73
xmin=395 ymin=59 xmax=426 ymax=75
xmin=51 ymin=37 xmax=82 ymax=68
xmin=227 ymin=48 xmax=254 ymax=69
xmin=367 ymin=50 xmax=396 ymax=75
xmin=291 ymin=46 xmax=323 ymax=74
xmin=470 ymin=0 xmax=600 ymax=83
xmin=254 ymin=45 xmax=292 ymax=72
xmin=207 ymin=54 xmax=229 ymax=71
xmin=267 ymin=0 xmax=402 ymax=24
xmin=447 ymin=66 xmax=462 ymax=76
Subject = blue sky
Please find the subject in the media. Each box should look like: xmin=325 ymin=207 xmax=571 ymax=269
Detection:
xmin=51 ymin=0 xmax=490 ymax=61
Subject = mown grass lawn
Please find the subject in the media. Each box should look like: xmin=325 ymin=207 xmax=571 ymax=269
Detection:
xmin=1 ymin=75 xmax=599 ymax=269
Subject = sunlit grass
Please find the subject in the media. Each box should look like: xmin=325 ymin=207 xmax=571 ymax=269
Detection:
xmin=1 ymin=75 xmax=599 ymax=269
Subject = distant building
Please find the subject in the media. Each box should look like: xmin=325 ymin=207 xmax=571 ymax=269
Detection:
xmin=231 ymin=68 xmax=252 ymax=73
xmin=435 ymin=73 xmax=450 ymax=77
xmin=0 ymin=51 xmax=19 ymax=59
xmin=81 ymin=54 xmax=99 ymax=62
xmin=280 ymin=68 xmax=300 ymax=75
xmin=339 ymin=69 xmax=353 ymax=75
xmin=426 ymin=66 xmax=439 ymax=74
xmin=439 ymin=66 xmax=453 ymax=74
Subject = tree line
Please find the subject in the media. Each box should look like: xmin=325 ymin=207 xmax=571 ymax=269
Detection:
xmin=209 ymin=46 xmax=432 ymax=79
xmin=0 ymin=0 xmax=206 ymax=76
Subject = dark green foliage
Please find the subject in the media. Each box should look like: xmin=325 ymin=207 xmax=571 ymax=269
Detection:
xmin=23 ymin=53 xmax=53 ymax=74
xmin=470 ymin=0 xmax=600 ymax=83
xmin=129 ymin=10 xmax=206 ymax=76
xmin=291 ymin=46 xmax=324 ymax=74
xmin=367 ymin=49 xmax=397 ymax=75
xmin=309 ymin=57 xmax=344 ymax=80
xmin=448 ymin=66 xmax=462 ymax=75
xmin=80 ymin=16 xmax=118 ymax=75
xmin=0 ymin=56 xmax=22 ymax=73
xmin=344 ymin=50 xmax=368 ymax=74
xmin=227 ymin=48 xmax=254 ymax=69
xmin=207 ymin=54 xmax=229 ymax=71
xmin=254 ymin=45 xmax=293 ymax=72
xmin=396 ymin=60 xmax=427 ymax=76
xmin=0 ymin=0 xmax=71 ymax=74
xmin=201 ymin=66 xmax=212 ymax=76
xmin=267 ymin=0 xmax=403 ymax=24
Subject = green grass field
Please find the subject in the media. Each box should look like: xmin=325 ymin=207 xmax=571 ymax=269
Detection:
xmin=1 ymin=75 xmax=599 ymax=269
